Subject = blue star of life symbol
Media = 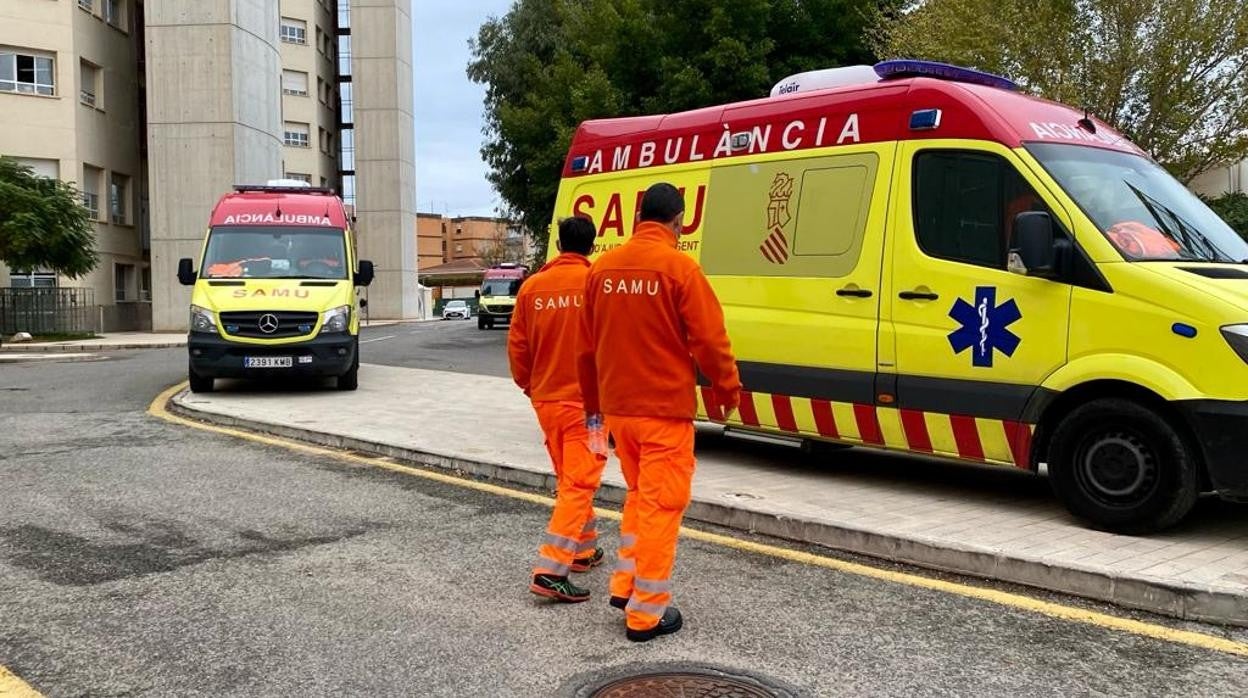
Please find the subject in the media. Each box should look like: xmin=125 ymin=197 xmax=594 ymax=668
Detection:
xmin=947 ymin=286 xmax=1021 ymax=368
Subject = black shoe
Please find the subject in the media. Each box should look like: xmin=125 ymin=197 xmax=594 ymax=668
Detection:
xmin=529 ymin=574 xmax=591 ymax=603
xmin=571 ymin=547 xmax=604 ymax=573
xmin=609 ymin=595 xmax=628 ymax=610
xmin=626 ymin=607 xmax=683 ymax=642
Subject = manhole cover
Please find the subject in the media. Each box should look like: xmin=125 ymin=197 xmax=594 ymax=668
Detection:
xmin=591 ymin=672 xmax=777 ymax=698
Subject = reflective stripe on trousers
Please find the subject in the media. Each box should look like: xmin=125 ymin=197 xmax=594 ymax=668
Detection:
xmin=531 ymin=401 xmax=607 ymax=578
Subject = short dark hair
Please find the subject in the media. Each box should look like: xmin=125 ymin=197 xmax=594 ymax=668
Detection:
xmin=639 ymin=183 xmax=685 ymax=223
xmin=558 ymin=215 xmax=596 ymax=255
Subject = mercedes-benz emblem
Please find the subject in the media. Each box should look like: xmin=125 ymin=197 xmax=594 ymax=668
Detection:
xmin=258 ymin=313 xmax=280 ymax=334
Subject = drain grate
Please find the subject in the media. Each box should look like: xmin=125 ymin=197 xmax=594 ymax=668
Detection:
xmin=590 ymin=671 xmax=779 ymax=697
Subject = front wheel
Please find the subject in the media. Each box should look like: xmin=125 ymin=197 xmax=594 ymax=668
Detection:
xmin=337 ymin=340 xmax=360 ymax=391
xmin=1047 ymin=398 xmax=1199 ymax=534
xmin=478 ymin=316 xmax=493 ymax=330
xmin=188 ymin=363 xmax=214 ymax=393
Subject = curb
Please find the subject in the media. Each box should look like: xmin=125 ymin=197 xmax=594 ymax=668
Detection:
xmin=0 ymin=342 xmax=185 ymax=354
xmin=169 ymin=394 xmax=1248 ymax=627
xmin=0 ymin=353 xmax=105 ymax=364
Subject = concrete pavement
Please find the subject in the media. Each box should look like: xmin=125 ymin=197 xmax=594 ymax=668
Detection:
xmin=4 ymin=347 xmax=1248 ymax=696
xmin=174 ymin=361 xmax=1248 ymax=626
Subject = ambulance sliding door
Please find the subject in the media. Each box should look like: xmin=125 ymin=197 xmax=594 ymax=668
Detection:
xmin=701 ymin=144 xmax=895 ymax=433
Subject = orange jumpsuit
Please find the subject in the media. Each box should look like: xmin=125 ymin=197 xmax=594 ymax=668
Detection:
xmin=508 ymin=252 xmax=606 ymax=578
xmin=578 ymin=221 xmax=741 ymax=631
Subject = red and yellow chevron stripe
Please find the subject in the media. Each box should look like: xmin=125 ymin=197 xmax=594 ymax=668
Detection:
xmin=697 ymin=387 xmax=1034 ymax=469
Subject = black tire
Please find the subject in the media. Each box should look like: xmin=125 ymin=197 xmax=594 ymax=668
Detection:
xmin=478 ymin=316 xmax=488 ymax=330
xmin=337 ymin=341 xmax=360 ymax=391
xmin=1047 ymin=398 xmax=1199 ymax=533
xmin=188 ymin=363 xmax=214 ymax=393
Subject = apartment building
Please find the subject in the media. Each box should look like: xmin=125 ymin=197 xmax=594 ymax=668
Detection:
xmin=1191 ymin=161 xmax=1248 ymax=198
xmin=0 ymin=0 xmax=149 ymax=330
xmin=278 ymin=0 xmax=341 ymax=191
xmin=0 ymin=0 xmax=415 ymax=332
xmin=416 ymin=213 xmax=530 ymax=271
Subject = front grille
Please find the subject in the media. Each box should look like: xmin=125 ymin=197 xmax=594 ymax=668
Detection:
xmin=220 ymin=310 xmax=319 ymax=339
xmin=481 ymin=305 xmax=513 ymax=316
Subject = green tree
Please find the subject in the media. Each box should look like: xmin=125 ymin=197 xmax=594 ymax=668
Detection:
xmin=0 ymin=157 xmax=98 ymax=278
xmin=878 ymin=0 xmax=1248 ymax=183
xmin=1205 ymin=192 xmax=1248 ymax=238
xmin=469 ymin=0 xmax=897 ymax=256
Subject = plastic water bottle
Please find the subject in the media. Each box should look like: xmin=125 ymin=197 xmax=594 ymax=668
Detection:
xmin=587 ymin=414 xmax=609 ymax=455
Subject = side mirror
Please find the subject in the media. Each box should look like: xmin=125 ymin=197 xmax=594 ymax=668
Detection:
xmin=177 ymin=258 xmax=197 ymax=286
xmin=474 ymin=289 xmax=481 ymax=299
xmin=1010 ymin=212 xmax=1057 ymax=278
xmin=355 ymin=260 xmax=375 ymax=287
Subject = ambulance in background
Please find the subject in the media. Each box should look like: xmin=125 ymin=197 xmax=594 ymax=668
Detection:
xmin=476 ymin=263 xmax=527 ymax=329
xmin=551 ymin=60 xmax=1248 ymax=533
xmin=177 ymin=181 xmax=374 ymax=392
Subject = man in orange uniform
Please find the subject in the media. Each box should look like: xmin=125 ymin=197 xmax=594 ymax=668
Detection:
xmin=509 ymin=215 xmax=606 ymax=603
xmin=578 ymin=183 xmax=741 ymax=642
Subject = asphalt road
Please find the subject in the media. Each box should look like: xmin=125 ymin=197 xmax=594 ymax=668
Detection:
xmin=1 ymin=326 xmax=1247 ymax=696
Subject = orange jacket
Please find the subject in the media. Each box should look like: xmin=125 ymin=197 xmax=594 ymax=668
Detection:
xmin=578 ymin=221 xmax=740 ymax=419
xmin=508 ymin=252 xmax=591 ymax=402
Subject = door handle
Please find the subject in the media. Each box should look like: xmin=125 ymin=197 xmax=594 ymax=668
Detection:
xmin=899 ymin=289 xmax=939 ymax=301
xmin=836 ymin=287 xmax=873 ymax=298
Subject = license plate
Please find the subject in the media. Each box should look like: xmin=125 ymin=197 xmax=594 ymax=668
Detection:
xmin=244 ymin=356 xmax=293 ymax=369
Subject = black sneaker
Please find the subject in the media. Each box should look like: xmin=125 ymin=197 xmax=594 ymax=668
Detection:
xmin=626 ymin=606 xmax=683 ymax=642
xmin=530 ymin=574 xmax=591 ymax=603
xmin=609 ymin=595 xmax=628 ymax=610
xmin=571 ymin=547 xmax=605 ymax=573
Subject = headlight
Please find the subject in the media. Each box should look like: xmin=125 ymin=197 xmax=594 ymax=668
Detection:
xmin=189 ymin=305 xmax=217 ymax=333
xmin=1222 ymin=324 xmax=1248 ymax=363
xmin=320 ymin=305 xmax=351 ymax=334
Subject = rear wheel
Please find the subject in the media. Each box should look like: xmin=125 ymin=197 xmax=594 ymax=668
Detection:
xmin=188 ymin=363 xmax=214 ymax=393
xmin=1047 ymin=398 xmax=1199 ymax=533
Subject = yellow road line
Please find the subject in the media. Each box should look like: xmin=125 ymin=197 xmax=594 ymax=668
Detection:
xmin=0 ymin=665 xmax=42 ymax=698
xmin=150 ymin=384 xmax=1248 ymax=659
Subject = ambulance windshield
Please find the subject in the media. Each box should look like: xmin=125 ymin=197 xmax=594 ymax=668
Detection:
xmin=1027 ymin=143 xmax=1248 ymax=263
xmin=202 ymin=226 xmax=348 ymax=280
xmin=481 ymin=279 xmax=521 ymax=297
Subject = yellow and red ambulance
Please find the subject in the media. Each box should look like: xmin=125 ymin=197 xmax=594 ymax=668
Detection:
xmin=552 ymin=60 xmax=1248 ymax=532
xmin=178 ymin=181 xmax=374 ymax=393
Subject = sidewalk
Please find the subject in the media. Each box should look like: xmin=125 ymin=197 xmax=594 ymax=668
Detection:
xmin=1 ymin=332 xmax=185 ymax=353
xmin=171 ymin=364 xmax=1248 ymax=626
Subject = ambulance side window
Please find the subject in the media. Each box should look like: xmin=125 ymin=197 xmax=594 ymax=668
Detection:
xmin=913 ymin=151 xmax=1048 ymax=270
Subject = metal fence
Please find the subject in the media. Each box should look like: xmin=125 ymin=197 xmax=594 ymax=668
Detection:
xmin=0 ymin=288 xmax=98 ymax=335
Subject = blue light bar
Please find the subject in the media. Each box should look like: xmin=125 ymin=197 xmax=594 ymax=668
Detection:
xmin=570 ymin=155 xmax=590 ymax=173
xmin=874 ymin=60 xmax=1019 ymax=91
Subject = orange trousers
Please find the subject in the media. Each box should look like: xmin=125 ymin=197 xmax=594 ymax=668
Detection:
xmin=532 ymin=401 xmax=607 ymax=577
xmin=605 ymin=415 xmax=696 ymax=631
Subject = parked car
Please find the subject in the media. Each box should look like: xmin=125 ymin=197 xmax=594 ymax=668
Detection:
xmin=442 ymin=300 xmax=471 ymax=320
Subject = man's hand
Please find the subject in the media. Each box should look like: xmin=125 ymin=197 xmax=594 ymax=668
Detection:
xmin=717 ymin=390 xmax=740 ymax=422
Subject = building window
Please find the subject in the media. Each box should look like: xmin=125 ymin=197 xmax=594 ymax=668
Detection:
xmin=110 ymin=172 xmax=130 ymax=225
xmin=79 ymin=60 xmax=101 ymax=107
xmin=139 ymin=267 xmax=151 ymax=302
xmin=104 ymin=0 xmax=125 ymax=30
xmin=114 ymin=263 xmax=135 ymax=302
xmin=284 ymin=172 xmax=311 ymax=183
xmin=280 ymin=17 xmax=307 ymax=44
xmin=281 ymin=69 xmax=308 ymax=96
xmin=10 ymin=270 xmax=57 ymax=288
xmin=78 ymin=0 xmax=94 ymax=14
xmin=912 ymin=150 xmax=1050 ymax=270
xmin=337 ymin=34 xmax=352 ymax=76
xmin=0 ymin=50 xmax=55 ymax=96
xmin=11 ymin=157 xmax=59 ymax=179
xmin=82 ymin=164 xmax=102 ymax=219
xmin=283 ymin=122 xmax=310 ymax=148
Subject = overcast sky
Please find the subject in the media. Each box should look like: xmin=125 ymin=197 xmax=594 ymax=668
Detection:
xmin=411 ymin=1 xmax=514 ymax=218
